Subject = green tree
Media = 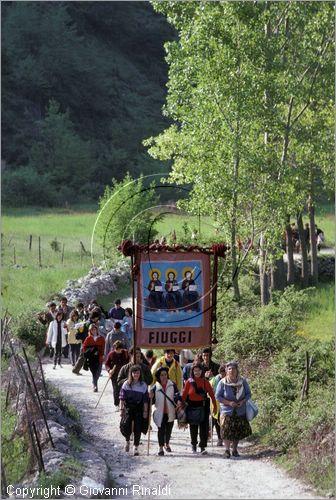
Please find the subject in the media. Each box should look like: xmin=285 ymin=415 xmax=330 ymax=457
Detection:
xmin=28 ymin=99 xmax=93 ymax=190
xmin=2 ymin=2 xmax=175 ymax=200
xmin=97 ymin=173 xmax=162 ymax=259
xmin=146 ymin=1 xmax=333 ymax=303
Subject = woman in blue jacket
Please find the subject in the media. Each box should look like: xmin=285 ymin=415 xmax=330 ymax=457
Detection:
xmin=215 ymin=361 xmax=252 ymax=458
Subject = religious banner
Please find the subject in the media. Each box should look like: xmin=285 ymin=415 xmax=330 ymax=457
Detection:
xmin=136 ymin=252 xmax=211 ymax=348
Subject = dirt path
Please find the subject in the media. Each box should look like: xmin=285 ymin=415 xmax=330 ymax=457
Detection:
xmin=44 ymin=359 xmax=322 ymax=500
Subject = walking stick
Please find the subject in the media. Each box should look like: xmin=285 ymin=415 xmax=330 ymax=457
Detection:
xmin=94 ymin=375 xmax=111 ymax=409
xmin=210 ymin=412 xmax=214 ymax=447
xmin=147 ymin=398 xmax=153 ymax=456
xmin=95 ymin=365 xmax=116 ymax=408
xmin=208 ymin=399 xmax=213 ymax=448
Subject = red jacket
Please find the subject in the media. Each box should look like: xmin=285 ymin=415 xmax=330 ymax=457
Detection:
xmin=82 ymin=334 xmax=105 ymax=363
xmin=182 ymin=377 xmax=217 ymax=408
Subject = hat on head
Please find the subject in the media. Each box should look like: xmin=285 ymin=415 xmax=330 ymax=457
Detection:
xmin=155 ymin=366 xmax=169 ymax=381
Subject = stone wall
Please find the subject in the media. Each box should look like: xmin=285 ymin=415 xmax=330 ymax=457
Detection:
xmin=294 ymin=255 xmax=335 ymax=281
xmin=60 ymin=260 xmax=131 ymax=306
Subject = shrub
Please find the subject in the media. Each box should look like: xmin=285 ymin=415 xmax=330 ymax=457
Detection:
xmin=252 ymin=340 xmax=335 ymax=451
xmin=216 ymin=286 xmax=311 ymax=360
xmin=13 ymin=310 xmax=47 ymax=352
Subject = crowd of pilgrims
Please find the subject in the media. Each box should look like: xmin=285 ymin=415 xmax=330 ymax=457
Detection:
xmin=38 ymin=297 xmax=253 ymax=458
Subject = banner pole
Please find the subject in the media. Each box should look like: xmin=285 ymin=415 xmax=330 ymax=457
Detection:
xmin=131 ymin=251 xmax=136 ymax=354
xmin=147 ymin=398 xmax=152 ymax=456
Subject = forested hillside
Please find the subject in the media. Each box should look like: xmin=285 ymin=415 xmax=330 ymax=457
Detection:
xmin=1 ymin=2 xmax=175 ymax=206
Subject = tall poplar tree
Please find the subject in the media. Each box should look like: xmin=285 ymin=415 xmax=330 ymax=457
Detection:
xmin=146 ymin=1 xmax=333 ymax=303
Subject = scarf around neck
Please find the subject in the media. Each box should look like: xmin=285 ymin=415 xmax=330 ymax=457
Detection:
xmin=224 ymin=376 xmax=245 ymax=400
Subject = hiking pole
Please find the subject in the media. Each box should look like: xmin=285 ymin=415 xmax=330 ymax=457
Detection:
xmin=95 ymin=365 xmax=116 ymax=408
xmin=147 ymin=398 xmax=152 ymax=456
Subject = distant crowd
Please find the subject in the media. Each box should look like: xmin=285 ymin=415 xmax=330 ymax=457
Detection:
xmin=289 ymin=223 xmax=325 ymax=253
xmin=38 ymin=297 xmax=254 ymax=458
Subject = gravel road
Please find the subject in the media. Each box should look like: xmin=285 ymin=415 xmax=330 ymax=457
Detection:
xmin=44 ymin=359 xmax=322 ymax=500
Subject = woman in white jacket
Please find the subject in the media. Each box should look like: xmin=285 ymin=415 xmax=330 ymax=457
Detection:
xmin=47 ymin=309 xmax=68 ymax=369
xmin=150 ymin=367 xmax=181 ymax=456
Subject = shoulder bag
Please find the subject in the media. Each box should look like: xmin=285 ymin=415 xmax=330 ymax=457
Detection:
xmin=246 ymin=399 xmax=258 ymax=421
xmin=158 ymin=389 xmax=188 ymax=426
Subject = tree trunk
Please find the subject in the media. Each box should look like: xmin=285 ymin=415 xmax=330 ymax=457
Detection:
xmin=285 ymin=217 xmax=295 ymax=285
xmin=297 ymin=212 xmax=309 ymax=287
xmin=271 ymin=255 xmax=285 ymax=292
xmin=259 ymin=234 xmax=270 ymax=305
xmin=231 ymin=148 xmax=240 ymax=301
xmin=231 ymin=223 xmax=240 ymax=301
xmin=308 ymin=195 xmax=318 ymax=285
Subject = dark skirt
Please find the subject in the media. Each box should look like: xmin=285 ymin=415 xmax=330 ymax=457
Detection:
xmin=220 ymin=413 xmax=252 ymax=441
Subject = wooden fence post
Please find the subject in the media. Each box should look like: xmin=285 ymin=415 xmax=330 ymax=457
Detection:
xmin=38 ymin=237 xmax=42 ymax=267
xmin=13 ymin=246 xmax=16 ymax=265
xmin=301 ymin=351 xmax=313 ymax=399
xmin=29 ymin=235 xmax=32 ymax=251
xmin=61 ymin=243 xmax=65 ymax=264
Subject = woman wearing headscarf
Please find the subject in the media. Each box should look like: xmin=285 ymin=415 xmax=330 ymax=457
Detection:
xmin=150 ymin=367 xmax=181 ymax=456
xmin=215 ymin=361 xmax=252 ymax=458
xmin=82 ymin=323 xmax=105 ymax=392
xmin=47 ymin=309 xmax=68 ymax=369
xmin=119 ymin=365 xmax=149 ymax=456
xmin=182 ymin=363 xmax=217 ymax=455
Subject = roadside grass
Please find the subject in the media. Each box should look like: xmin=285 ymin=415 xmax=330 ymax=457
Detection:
xmin=296 ymin=283 xmax=334 ymax=341
xmin=275 ymin=450 xmax=335 ymax=498
xmin=1 ymin=390 xmax=30 ymax=485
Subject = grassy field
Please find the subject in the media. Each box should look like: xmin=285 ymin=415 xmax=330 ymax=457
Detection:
xmin=2 ymin=203 xmax=334 ymax=317
xmin=297 ymin=283 xmax=334 ymax=342
xmin=2 ymin=208 xmax=101 ymax=316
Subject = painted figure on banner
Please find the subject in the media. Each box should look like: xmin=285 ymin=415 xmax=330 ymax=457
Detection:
xmin=146 ymin=269 xmax=164 ymax=311
xmin=164 ymin=269 xmax=182 ymax=312
xmin=182 ymin=268 xmax=200 ymax=312
xmin=139 ymin=255 xmax=211 ymax=347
